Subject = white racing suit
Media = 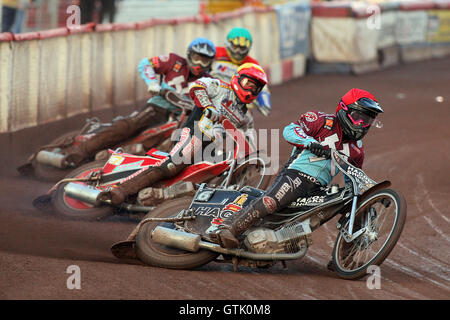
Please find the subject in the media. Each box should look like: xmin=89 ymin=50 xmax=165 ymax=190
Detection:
xmin=99 ymin=77 xmax=255 ymax=205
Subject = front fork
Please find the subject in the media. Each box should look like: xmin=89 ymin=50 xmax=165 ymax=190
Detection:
xmin=340 ymin=195 xmax=367 ymax=243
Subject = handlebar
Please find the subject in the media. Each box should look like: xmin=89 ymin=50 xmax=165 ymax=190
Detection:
xmin=161 ymin=89 xmax=194 ymax=111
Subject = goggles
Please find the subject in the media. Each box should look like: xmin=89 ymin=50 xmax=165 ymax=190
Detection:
xmin=239 ymin=76 xmax=263 ymax=95
xmin=347 ymin=109 xmax=375 ymax=128
xmin=189 ymin=52 xmax=213 ymax=67
xmin=228 ymin=42 xmax=250 ymax=55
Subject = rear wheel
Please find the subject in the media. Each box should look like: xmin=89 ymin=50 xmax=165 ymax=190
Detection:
xmin=136 ymin=197 xmax=218 ymax=269
xmin=51 ymin=160 xmax=113 ymax=220
xmin=331 ymin=189 xmax=407 ymax=280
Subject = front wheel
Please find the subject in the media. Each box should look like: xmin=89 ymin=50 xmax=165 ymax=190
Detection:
xmin=51 ymin=160 xmax=113 ymax=220
xmin=331 ymin=188 xmax=407 ymax=280
xmin=136 ymin=197 xmax=218 ymax=269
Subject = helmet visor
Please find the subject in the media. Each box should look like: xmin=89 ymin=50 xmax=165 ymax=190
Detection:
xmin=229 ymin=43 xmax=249 ymax=55
xmin=189 ymin=52 xmax=213 ymax=67
xmin=348 ymin=109 xmax=375 ymax=128
xmin=238 ymin=76 xmax=263 ymax=95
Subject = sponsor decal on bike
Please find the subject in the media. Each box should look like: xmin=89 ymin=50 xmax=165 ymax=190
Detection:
xmin=108 ymin=155 xmax=124 ymax=166
xmin=263 ymin=196 xmax=277 ymax=213
xmin=196 ymin=194 xmax=248 ymax=224
xmin=304 ymin=112 xmax=318 ymax=122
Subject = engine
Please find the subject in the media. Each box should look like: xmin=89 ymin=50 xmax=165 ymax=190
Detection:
xmin=243 ymin=219 xmax=313 ymax=254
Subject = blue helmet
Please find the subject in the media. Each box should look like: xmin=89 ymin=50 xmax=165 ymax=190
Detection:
xmin=187 ymin=37 xmax=216 ymax=76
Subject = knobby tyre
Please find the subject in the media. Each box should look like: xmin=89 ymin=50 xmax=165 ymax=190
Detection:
xmin=331 ymin=188 xmax=407 ymax=280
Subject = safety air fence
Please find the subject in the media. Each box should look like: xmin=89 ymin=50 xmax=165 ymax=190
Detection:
xmin=1 ymin=1 xmax=449 ymax=133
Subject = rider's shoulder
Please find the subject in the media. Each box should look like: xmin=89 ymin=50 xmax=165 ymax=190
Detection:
xmin=242 ymin=55 xmax=260 ymax=65
xmin=167 ymin=53 xmax=187 ymax=64
xmin=299 ymin=110 xmax=326 ymax=122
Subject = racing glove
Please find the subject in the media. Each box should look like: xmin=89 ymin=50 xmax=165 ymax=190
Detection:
xmin=147 ymin=82 xmax=161 ymax=96
xmin=204 ymin=107 xmax=220 ymax=123
xmin=308 ymin=143 xmax=331 ymax=158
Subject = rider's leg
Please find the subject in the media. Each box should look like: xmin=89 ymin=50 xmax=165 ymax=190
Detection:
xmin=216 ymin=169 xmax=323 ymax=248
xmin=98 ymin=127 xmax=205 ymax=205
xmin=64 ymin=105 xmax=168 ymax=166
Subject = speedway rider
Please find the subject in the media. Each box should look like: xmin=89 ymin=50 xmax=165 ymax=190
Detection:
xmin=98 ymin=63 xmax=268 ymax=206
xmin=213 ymin=88 xmax=384 ymax=249
xmin=211 ymin=27 xmax=272 ymax=117
xmin=62 ymin=37 xmax=216 ymax=167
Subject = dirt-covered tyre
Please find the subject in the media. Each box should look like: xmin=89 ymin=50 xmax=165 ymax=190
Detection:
xmin=33 ymin=130 xmax=80 ymax=182
xmin=136 ymin=197 xmax=219 ymax=269
xmin=331 ymin=188 xmax=407 ymax=280
xmin=51 ymin=160 xmax=113 ymax=221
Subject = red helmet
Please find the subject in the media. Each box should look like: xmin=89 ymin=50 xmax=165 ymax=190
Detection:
xmin=231 ymin=63 xmax=267 ymax=104
xmin=336 ymin=88 xmax=384 ymax=140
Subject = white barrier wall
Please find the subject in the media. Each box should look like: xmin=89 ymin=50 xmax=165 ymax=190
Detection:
xmin=0 ymin=4 xmax=311 ymax=133
xmin=1 ymin=1 xmax=449 ymax=133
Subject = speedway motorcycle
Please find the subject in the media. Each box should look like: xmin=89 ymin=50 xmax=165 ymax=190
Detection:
xmin=33 ymin=116 xmax=272 ymax=221
xmin=127 ymin=148 xmax=407 ymax=280
xmin=17 ymin=87 xmax=191 ymax=182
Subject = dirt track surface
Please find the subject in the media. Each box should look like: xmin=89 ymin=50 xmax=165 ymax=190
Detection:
xmin=1 ymin=58 xmax=449 ymax=300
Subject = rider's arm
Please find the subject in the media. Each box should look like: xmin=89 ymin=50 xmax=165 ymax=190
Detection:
xmin=138 ymin=54 xmax=175 ymax=85
xmin=283 ymin=122 xmax=318 ymax=148
xmin=138 ymin=57 xmax=158 ymax=86
xmin=189 ymin=78 xmax=216 ymax=110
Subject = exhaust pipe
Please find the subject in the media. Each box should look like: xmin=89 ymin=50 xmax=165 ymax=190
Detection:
xmin=36 ymin=150 xmax=67 ymax=168
xmin=151 ymin=226 xmax=308 ymax=260
xmin=151 ymin=226 xmax=201 ymax=252
xmin=64 ymin=182 xmax=103 ymax=206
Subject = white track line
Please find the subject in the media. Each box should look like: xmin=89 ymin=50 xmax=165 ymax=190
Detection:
xmin=385 ymin=258 xmax=450 ymax=292
xmin=417 ymin=174 xmax=450 ymax=224
xmin=398 ymin=242 xmax=450 ymax=277
xmin=423 ymin=216 xmax=450 ymax=244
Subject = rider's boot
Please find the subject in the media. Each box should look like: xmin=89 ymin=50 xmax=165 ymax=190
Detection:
xmin=64 ymin=105 xmax=167 ymax=166
xmin=98 ymin=158 xmax=186 ymax=205
xmin=215 ymin=198 xmax=270 ymax=249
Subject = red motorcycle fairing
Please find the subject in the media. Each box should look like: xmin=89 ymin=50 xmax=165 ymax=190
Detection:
xmin=60 ymin=118 xmax=257 ymax=212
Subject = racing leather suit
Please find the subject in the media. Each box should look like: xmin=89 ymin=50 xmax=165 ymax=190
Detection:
xmin=99 ymin=77 xmax=254 ymax=205
xmin=215 ymin=110 xmax=366 ymax=248
xmin=64 ymin=53 xmax=205 ymax=166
